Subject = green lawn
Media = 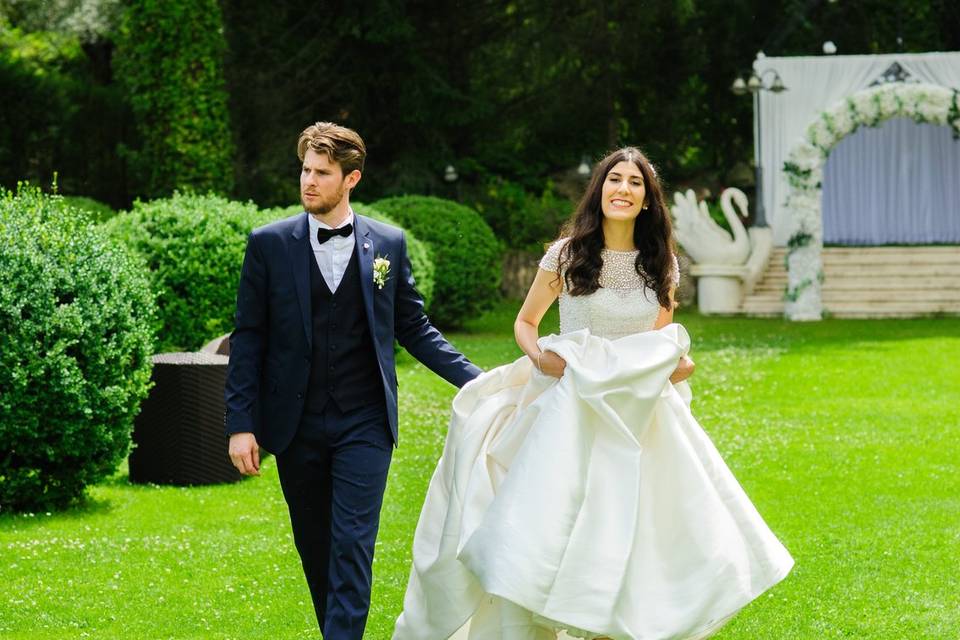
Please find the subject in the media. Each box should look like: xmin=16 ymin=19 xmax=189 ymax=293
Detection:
xmin=2 ymin=304 xmax=959 ymax=639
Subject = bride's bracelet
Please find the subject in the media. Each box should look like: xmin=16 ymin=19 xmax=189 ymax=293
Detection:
xmin=536 ymin=351 xmax=544 ymax=372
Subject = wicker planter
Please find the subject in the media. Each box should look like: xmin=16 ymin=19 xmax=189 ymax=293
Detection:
xmin=129 ymin=351 xmax=240 ymax=485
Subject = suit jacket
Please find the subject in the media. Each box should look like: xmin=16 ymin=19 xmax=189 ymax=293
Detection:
xmin=224 ymin=211 xmax=482 ymax=453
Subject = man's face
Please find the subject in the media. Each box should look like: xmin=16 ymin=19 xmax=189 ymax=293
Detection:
xmin=300 ymin=149 xmax=355 ymax=216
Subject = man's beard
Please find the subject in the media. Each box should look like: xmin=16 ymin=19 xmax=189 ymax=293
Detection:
xmin=302 ymin=182 xmax=345 ymax=216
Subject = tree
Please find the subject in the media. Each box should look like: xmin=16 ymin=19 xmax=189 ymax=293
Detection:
xmin=114 ymin=0 xmax=234 ymax=198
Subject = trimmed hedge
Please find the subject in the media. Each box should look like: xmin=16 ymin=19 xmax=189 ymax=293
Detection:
xmin=104 ymin=192 xmax=271 ymax=352
xmin=0 ymin=186 xmax=156 ymax=512
xmin=265 ymin=202 xmax=436 ymax=310
xmin=370 ymin=195 xmax=501 ymax=327
xmin=114 ymin=0 xmax=234 ymax=198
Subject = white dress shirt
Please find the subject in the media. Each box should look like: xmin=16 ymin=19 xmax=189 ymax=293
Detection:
xmin=308 ymin=210 xmax=355 ymax=293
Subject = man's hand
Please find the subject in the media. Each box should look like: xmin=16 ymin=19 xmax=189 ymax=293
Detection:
xmin=670 ymin=355 xmax=695 ymax=384
xmin=229 ymin=432 xmax=261 ymax=476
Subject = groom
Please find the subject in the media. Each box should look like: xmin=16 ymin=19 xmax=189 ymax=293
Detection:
xmin=224 ymin=122 xmax=482 ymax=638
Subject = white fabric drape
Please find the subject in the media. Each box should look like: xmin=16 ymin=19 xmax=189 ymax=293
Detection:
xmin=822 ymin=117 xmax=960 ymax=244
xmin=394 ymin=325 xmax=793 ymax=640
xmin=753 ymin=51 xmax=960 ymax=245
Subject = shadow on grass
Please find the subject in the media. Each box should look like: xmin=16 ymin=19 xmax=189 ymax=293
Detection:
xmin=0 ymin=493 xmax=116 ymax=531
xmin=0 ymin=463 xmax=267 ymax=532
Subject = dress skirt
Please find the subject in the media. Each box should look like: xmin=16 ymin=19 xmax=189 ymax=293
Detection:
xmin=393 ymin=324 xmax=793 ymax=640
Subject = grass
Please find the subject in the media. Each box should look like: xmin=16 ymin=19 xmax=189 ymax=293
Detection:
xmin=2 ymin=303 xmax=959 ymax=639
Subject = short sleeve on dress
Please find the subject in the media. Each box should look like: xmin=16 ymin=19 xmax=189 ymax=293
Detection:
xmin=671 ymin=254 xmax=680 ymax=288
xmin=539 ymin=238 xmax=569 ymax=273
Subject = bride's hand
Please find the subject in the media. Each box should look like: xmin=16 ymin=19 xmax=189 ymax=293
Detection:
xmin=536 ymin=351 xmax=567 ymax=378
xmin=670 ymin=355 xmax=695 ymax=383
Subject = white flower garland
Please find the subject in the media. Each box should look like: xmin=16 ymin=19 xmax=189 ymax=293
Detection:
xmin=781 ymin=82 xmax=960 ymax=320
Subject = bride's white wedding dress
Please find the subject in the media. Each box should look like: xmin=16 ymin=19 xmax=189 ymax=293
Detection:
xmin=393 ymin=241 xmax=793 ymax=640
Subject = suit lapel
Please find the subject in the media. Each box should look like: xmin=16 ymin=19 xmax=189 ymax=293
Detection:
xmin=354 ymin=215 xmax=377 ymax=336
xmin=290 ymin=213 xmax=312 ymax=347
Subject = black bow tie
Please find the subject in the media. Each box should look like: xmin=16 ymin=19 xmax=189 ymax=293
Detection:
xmin=316 ymin=223 xmax=353 ymax=244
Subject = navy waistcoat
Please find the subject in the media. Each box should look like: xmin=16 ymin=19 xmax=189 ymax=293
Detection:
xmin=305 ymin=246 xmax=383 ymax=415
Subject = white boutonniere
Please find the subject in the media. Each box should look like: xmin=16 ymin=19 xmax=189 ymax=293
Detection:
xmin=373 ymin=255 xmax=391 ymax=289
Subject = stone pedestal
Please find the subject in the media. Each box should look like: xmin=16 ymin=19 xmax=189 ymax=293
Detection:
xmin=690 ymin=264 xmax=749 ymax=314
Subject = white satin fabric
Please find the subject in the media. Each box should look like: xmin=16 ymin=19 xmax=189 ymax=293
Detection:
xmin=393 ymin=325 xmax=793 ymax=640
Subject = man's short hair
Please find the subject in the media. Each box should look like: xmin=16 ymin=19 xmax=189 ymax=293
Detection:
xmin=297 ymin=122 xmax=366 ymax=174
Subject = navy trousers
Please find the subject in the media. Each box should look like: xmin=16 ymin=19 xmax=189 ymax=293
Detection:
xmin=276 ymin=401 xmax=393 ymax=639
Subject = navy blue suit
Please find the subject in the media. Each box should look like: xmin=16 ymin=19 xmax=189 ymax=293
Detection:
xmin=225 ymin=211 xmax=481 ymax=638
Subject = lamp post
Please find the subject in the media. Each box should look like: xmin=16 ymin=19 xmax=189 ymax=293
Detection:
xmin=443 ymin=164 xmax=461 ymax=201
xmin=577 ymin=156 xmax=591 ymax=178
xmin=731 ymin=67 xmax=787 ymax=228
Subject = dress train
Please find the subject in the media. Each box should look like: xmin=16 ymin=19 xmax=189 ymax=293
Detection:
xmin=393 ymin=325 xmax=793 ymax=640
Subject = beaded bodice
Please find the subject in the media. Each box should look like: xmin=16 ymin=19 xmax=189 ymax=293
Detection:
xmin=539 ymin=238 xmax=680 ymax=340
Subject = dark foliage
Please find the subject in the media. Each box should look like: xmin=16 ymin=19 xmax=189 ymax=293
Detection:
xmin=1 ymin=0 xmax=958 ymax=234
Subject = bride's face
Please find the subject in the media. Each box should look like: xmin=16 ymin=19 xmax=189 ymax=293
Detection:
xmin=600 ymin=160 xmax=646 ymax=221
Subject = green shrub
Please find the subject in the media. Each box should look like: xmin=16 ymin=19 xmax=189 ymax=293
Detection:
xmin=113 ymin=0 xmax=234 ymax=198
xmin=104 ymin=192 xmax=271 ymax=352
xmin=468 ymin=177 xmax=574 ymax=253
xmin=0 ymin=186 xmax=155 ymax=512
xmin=358 ymin=203 xmax=436 ymax=309
xmin=265 ymin=202 xmax=437 ymax=310
xmin=370 ymin=195 xmax=501 ymax=327
xmin=59 ymin=195 xmax=116 ymax=223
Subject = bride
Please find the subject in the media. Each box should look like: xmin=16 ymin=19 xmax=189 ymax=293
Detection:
xmin=393 ymin=147 xmax=793 ymax=640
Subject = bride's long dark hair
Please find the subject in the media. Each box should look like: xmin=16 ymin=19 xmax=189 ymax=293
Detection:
xmin=557 ymin=147 xmax=676 ymax=309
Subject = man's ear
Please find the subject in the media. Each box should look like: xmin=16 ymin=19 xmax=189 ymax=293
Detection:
xmin=346 ymin=169 xmax=362 ymax=190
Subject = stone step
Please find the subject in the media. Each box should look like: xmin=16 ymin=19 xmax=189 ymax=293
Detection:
xmin=736 ymin=245 xmax=960 ymax=317
xmin=739 ymin=302 xmax=960 ymax=318
xmin=821 ymin=245 xmax=960 ymax=254
xmin=768 ymin=247 xmax=959 ymax=259
xmin=743 ymin=290 xmax=960 ymax=305
xmin=820 ymin=246 xmax=960 ymax=255
xmin=763 ymin=263 xmax=959 ymax=271
xmin=759 ymin=265 xmax=960 ymax=278
xmin=739 ymin=305 xmax=784 ymax=316
xmin=742 ymin=281 xmax=959 ymax=290
xmin=738 ymin=309 xmax=783 ymax=317
xmin=825 ymin=302 xmax=960 ymax=314
xmin=746 ymin=289 xmax=960 ymax=303
xmin=753 ymin=278 xmax=960 ymax=292
xmin=826 ymin=310 xmax=960 ymax=318
xmin=769 ymin=246 xmax=959 ymax=255
xmin=820 ymin=256 xmax=960 ymax=267
xmin=823 ymin=296 xmax=960 ymax=306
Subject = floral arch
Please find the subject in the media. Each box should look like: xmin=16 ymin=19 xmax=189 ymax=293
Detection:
xmin=781 ymin=82 xmax=960 ymax=320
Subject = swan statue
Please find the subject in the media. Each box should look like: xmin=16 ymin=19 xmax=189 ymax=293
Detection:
xmin=671 ymin=188 xmax=773 ymax=314
xmin=672 ymin=188 xmax=750 ymax=264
